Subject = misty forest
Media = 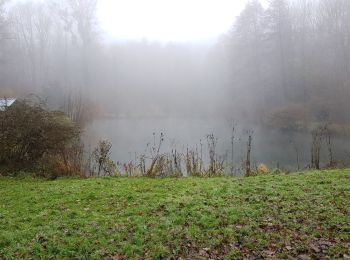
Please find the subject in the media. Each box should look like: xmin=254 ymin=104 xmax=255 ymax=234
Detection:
xmin=2 ymin=0 xmax=350 ymax=176
xmin=0 ymin=0 xmax=350 ymax=259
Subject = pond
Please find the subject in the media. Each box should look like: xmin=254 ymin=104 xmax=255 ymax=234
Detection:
xmin=85 ymin=116 xmax=350 ymax=173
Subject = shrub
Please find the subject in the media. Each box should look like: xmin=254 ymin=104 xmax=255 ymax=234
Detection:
xmin=88 ymin=140 xmax=117 ymax=177
xmin=256 ymin=164 xmax=269 ymax=175
xmin=0 ymin=99 xmax=81 ymax=176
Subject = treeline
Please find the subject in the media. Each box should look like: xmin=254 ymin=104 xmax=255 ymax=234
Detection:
xmin=0 ymin=0 xmax=215 ymax=118
xmin=0 ymin=0 xmax=102 ymax=126
xmin=2 ymin=0 xmax=350 ymax=126
xmin=0 ymin=0 xmax=98 ymax=96
xmin=225 ymin=0 xmax=350 ymax=129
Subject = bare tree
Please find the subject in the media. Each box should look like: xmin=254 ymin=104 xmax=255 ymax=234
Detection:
xmin=324 ymin=124 xmax=334 ymax=168
xmin=65 ymin=0 xmax=98 ymax=91
xmin=311 ymin=126 xmax=325 ymax=170
xmin=10 ymin=2 xmax=53 ymax=90
xmin=264 ymin=0 xmax=294 ymax=100
xmin=62 ymin=90 xmax=97 ymax=127
xmin=0 ymin=0 xmax=11 ymax=91
xmin=230 ymin=121 xmax=236 ymax=175
xmin=245 ymin=130 xmax=254 ymax=177
xmin=0 ymin=0 xmax=9 ymax=45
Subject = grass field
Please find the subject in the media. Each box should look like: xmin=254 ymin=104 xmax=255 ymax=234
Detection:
xmin=0 ymin=170 xmax=350 ymax=259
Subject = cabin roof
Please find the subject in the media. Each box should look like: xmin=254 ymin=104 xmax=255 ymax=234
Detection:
xmin=0 ymin=98 xmax=17 ymax=111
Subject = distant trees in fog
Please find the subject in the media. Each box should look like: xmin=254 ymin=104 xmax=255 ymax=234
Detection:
xmin=0 ymin=1 xmax=9 ymax=50
xmin=0 ymin=0 xmax=99 ymax=111
xmin=1 ymin=0 xmax=350 ymax=127
xmin=0 ymin=0 xmax=13 ymax=96
xmin=226 ymin=0 xmax=350 ymax=126
xmin=0 ymin=0 xmax=216 ymax=118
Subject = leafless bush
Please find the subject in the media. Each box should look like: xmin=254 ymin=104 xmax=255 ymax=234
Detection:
xmin=122 ymin=161 xmax=138 ymax=177
xmin=170 ymin=149 xmax=182 ymax=177
xmin=145 ymin=133 xmax=164 ymax=177
xmin=185 ymin=147 xmax=202 ymax=176
xmin=88 ymin=140 xmax=116 ymax=177
xmin=206 ymin=134 xmax=225 ymax=177
xmin=151 ymin=154 xmax=176 ymax=177
xmin=116 ymin=133 xmax=184 ymax=177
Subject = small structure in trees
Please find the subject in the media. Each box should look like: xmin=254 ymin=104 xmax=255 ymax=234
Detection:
xmin=0 ymin=98 xmax=16 ymax=111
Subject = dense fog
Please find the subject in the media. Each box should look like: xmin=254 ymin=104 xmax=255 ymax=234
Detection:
xmin=2 ymin=0 xmax=350 ymax=172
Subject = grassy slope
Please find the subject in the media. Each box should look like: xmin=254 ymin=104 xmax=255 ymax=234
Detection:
xmin=0 ymin=170 xmax=349 ymax=259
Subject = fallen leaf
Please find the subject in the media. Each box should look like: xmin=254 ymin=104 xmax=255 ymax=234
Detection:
xmin=310 ymin=244 xmax=321 ymax=253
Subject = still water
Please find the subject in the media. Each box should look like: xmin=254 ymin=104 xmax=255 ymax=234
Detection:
xmin=85 ymin=117 xmax=350 ymax=173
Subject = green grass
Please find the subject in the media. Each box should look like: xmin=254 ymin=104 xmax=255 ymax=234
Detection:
xmin=0 ymin=170 xmax=350 ymax=259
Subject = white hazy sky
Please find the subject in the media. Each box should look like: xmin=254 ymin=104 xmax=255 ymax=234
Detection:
xmin=98 ymin=0 xmax=251 ymax=42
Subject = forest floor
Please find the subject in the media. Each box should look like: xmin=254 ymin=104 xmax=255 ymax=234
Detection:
xmin=0 ymin=170 xmax=350 ymax=259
